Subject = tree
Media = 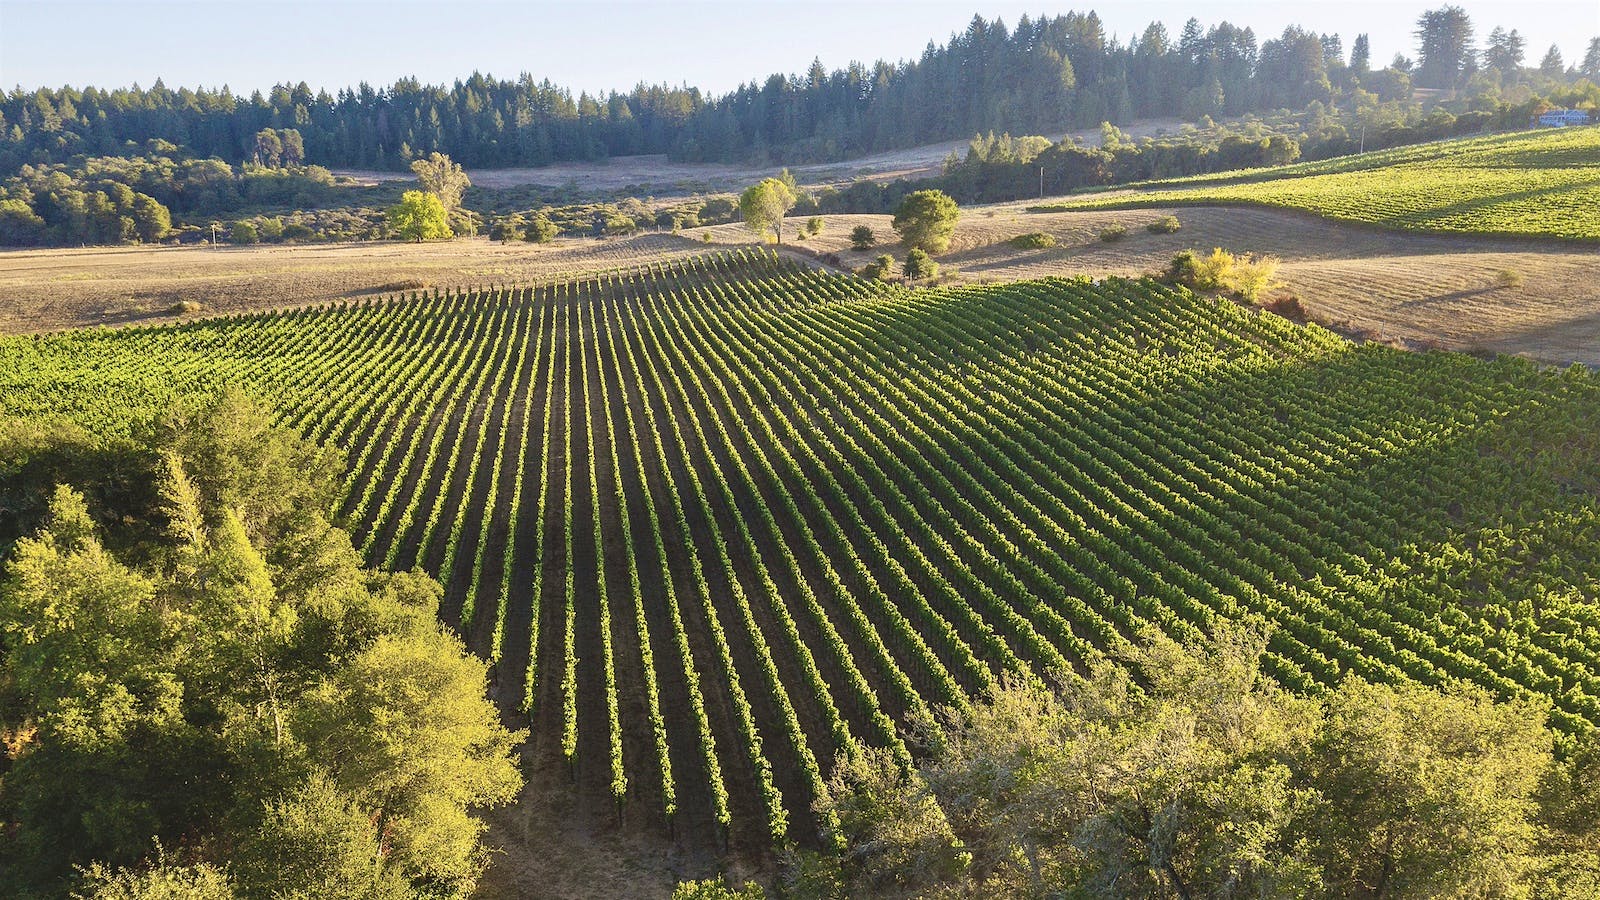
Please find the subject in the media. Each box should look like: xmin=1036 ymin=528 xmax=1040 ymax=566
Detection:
xmin=817 ymin=623 xmax=1574 ymax=898
xmin=1583 ymin=37 xmax=1600 ymax=80
xmin=230 ymin=221 xmax=258 ymax=245
xmin=409 ymin=152 xmax=470 ymax=215
xmin=1350 ymin=34 xmax=1372 ymax=74
xmin=128 ymin=194 xmax=171 ymax=244
xmin=891 ymin=190 xmax=960 ymax=254
xmin=849 ymin=224 xmax=876 ymax=251
xmin=1541 ymin=44 xmax=1566 ymax=77
xmin=252 ymin=129 xmax=282 ymax=167
xmin=387 ymin=191 xmax=452 ymax=242
xmin=1414 ymin=6 xmax=1476 ymax=89
xmin=278 ymin=129 xmax=305 ymax=166
xmin=738 ymin=178 xmax=798 ymax=244
xmin=524 ymin=215 xmax=559 ymax=243
xmin=1485 ymin=27 xmax=1527 ymax=78
xmin=1300 ymin=681 xmax=1553 ymax=898
xmin=903 ymin=248 xmax=938 ymax=280
xmin=0 ymin=392 xmax=522 ymax=895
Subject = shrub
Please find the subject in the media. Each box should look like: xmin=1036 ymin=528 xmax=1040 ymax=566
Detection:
xmin=904 ymin=248 xmax=940 ymax=280
xmin=1146 ymin=215 xmax=1182 ymax=234
xmin=1010 ymin=232 xmax=1057 ymax=249
xmin=1496 ymin=268 xmax=1524 ymax=289
xmin=850 ymin=224 xmax=876 ymax=251
xmin=230 ymin=221 xmax=258 ymax=245
xmin=169 ymin=300 xmax=203 ymax=316
xmin=1098 ymin=223 xmax=1128 ymax=242
xmin=805 ymin=217 xmax=825 ymax=237
xmin=1168 ymin=247 xmax=1281 ymax=301
xmin=861 ymin=254 xmax=896 ymax=281
xmin=524 ymin=216 xmax=558 ymax=243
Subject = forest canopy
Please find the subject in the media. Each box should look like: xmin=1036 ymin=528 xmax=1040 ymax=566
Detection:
xmin=0 ymin=391 xmax=524 ymax=899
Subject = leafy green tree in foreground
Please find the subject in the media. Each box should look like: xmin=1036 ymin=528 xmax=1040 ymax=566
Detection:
xmin=0 ymin=390 xmax=522 ymax=898
xmin=814 ymin=623 xmax=1600 ymax=899
xmin=890 ymin=189 xmax=960 ymax=254
xmin=739 ymin=178 xmax=798 ymax=244
xmin=387 ymin=190 xmax=452 ymax=242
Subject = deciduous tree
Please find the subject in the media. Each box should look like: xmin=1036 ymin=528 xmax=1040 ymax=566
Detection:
xmin=387 ymin=191 xmax=452 ymax=242
xmin=739 ymin=178 xmax=798 ymax=244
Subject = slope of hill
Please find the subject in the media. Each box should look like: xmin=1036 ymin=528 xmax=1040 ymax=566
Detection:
xmin=4 ymin=251 xmax=1598 ymax=850
xmin=1034 ymin=126 xmax=1600 ymax=240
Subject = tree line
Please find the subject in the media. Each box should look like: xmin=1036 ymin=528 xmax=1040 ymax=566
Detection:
xmin=4 ymin=9 xmax=1597 ymax=175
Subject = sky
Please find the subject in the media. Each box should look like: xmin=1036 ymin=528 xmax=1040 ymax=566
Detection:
xmin=2 ymin=0 xmax=1596 ymax=98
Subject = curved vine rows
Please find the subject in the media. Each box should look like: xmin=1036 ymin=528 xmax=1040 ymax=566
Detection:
xmin=3 ymin=250 xmax=1597 ymax=846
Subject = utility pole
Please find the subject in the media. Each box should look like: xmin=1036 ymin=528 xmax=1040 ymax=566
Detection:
xmin=210 ymin=222 xmax=218 ymax=247
xmin=1039 ymin=166 xmax=1045 ymax=199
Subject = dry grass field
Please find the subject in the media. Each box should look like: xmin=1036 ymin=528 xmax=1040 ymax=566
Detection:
xmin=3 ymin=199 xmax=1596 ymax=366
xmin=700 ymin=204 xmax=1600 ymax=366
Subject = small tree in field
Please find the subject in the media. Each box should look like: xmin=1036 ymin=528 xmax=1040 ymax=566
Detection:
xmin=739 ymin=178 xmax=798 ymax=244
xmin=904 ymin=248 xmax=939 ymax=280
xmin=525 ymin=215 xmax=559 ymax=243
xmin=892 ymin=190 xmax=960 ymax=254
xmin=862 ymin=254 xmax=896 ymax=281
xmin=850 ymin=224 xmax=876 ymax=251
xmin=387 ymin=190 xmax=452 ymax=242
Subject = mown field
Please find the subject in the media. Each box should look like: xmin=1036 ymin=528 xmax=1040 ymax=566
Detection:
xmin=3 ymin=250 xmax=1599 ymax=850
xmin=1034 ymin=125 xmax=1600 ymax=240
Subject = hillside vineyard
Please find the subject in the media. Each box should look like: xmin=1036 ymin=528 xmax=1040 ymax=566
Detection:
xmin=3 ymin=251 xmax=1598 ymax=847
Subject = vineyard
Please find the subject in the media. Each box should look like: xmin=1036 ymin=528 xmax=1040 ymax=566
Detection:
xmin=1034 ymin=125 xmax=1600 ymax=240
xmin=2 ymin=250 xmax=1599 ymax=849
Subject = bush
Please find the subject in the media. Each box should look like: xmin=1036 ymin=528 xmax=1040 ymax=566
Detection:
xmin=861 ymin=254 xmax=896 ymax=281
xmin=169 ymin=300 xmax=203 ymax=316
xmin=1146 ymin=215 xmax=1182 ymax=234
xmin=850 ymin=225 xmax=876 ymax=251
xmin=904 ymin=248 xmax=940 ymax=280
xmin=524 ymin=215 xmax=559 ymax=243
xmin=229 ymin=221 xmax=258 ymax=245
xmin=1098 ymin=223 xmax=1128 ymax=242
xmin=805 ymin=216 xmax=825 ymax=237
xmin=1167 ymin=247 xmax=1281 ymax=301
xmin=1496 ymin=268 xmax=1524 ymax=289
xmin=672 ymin=877 xmax=765 ymax=900
xmin=1010 ymin=232 xmax=1057 ymax=249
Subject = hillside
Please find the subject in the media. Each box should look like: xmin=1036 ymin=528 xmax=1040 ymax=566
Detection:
xmin=4 ymin=251 xmax=1598 ymax=855
xmin=1034 ymin=126 xmax=1600 ymax=240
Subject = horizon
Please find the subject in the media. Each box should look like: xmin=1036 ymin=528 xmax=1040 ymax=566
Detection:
xmin=3 ymin=0 xmax=1596 ymax=101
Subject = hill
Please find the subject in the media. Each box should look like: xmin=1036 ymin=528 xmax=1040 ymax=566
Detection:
xmin=1034 ymin=126 xmax=1600 ymax=240
xmin=4 ymin=251 xmax=1598 ymax=853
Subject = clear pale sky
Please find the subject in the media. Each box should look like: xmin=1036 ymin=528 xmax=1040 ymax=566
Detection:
xmin=2 ymin=1 xmax=1596 ymax=97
